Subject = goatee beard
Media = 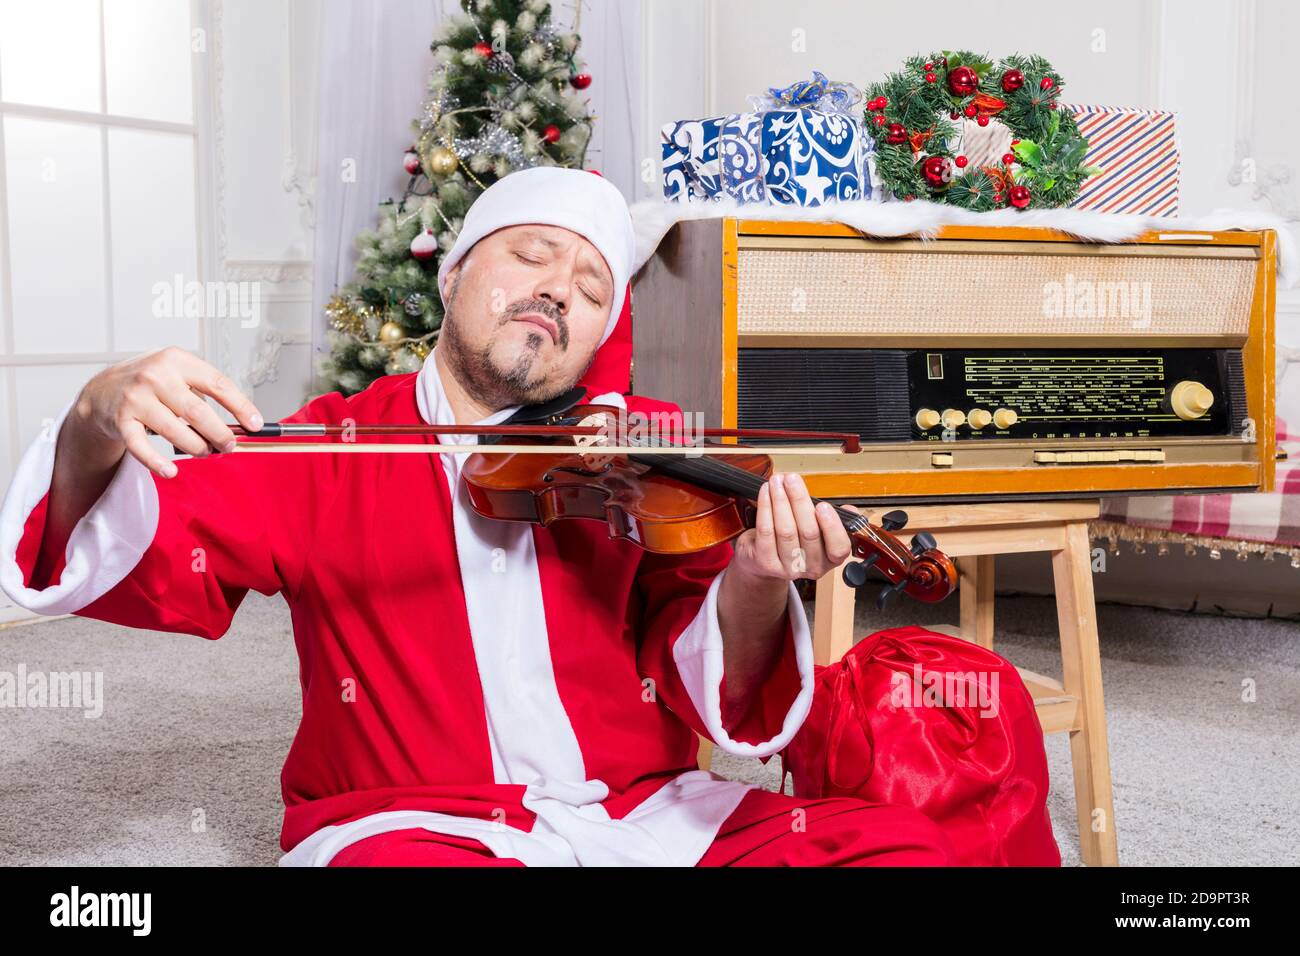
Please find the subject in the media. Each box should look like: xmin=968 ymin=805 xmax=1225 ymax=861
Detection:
xmin=439 ymin=307 xmax=591 ymax=410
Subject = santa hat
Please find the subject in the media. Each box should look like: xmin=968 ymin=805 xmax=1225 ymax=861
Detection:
xmin=436 ymin=166 xmax=635 ymax=349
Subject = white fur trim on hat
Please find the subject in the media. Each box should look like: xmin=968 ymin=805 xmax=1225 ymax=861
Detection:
xmin=437 ymin=167 xmax=634 ymax=347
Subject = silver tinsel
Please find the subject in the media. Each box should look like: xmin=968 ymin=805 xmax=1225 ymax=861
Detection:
xmin=453 ymin=122 xmax=537 ymax=170
xmin=420 ymin=90 xmax=461 ymax=131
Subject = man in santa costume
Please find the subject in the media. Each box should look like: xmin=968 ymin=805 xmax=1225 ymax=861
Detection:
xmin=0 ymin=167 xmax=956 ymax=866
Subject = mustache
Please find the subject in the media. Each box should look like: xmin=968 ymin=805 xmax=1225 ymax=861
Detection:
xmin=501 ymin=298 xmax=568 ymax=348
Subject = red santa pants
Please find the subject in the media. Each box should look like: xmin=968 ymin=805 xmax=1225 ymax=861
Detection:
xmin=327 ymin=788 xmax=956 ymax=867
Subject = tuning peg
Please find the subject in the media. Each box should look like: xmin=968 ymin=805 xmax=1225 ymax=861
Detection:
xmin=910 ymin=531 xmax=937 ymax=556
xmin=875 ymin=576 xmax=909 ymax=610
xmin=842 ymin=553 xmax=879 ymax=589
xmin=880 ymin=509 xmax=909 ymax=532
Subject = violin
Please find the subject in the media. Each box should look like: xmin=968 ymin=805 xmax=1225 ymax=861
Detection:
xmin=232 ymin=390 xmax=958 ymax=608
xmin=458 ymin=401 xmax=957 ymax=609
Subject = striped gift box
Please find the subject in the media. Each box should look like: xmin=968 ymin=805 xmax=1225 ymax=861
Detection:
xmin=1063 ymin=104 xmax=1180 ymax=217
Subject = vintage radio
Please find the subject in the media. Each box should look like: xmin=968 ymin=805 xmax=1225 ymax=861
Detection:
xmin=631 ymin=219 xmax=1277 ymax=503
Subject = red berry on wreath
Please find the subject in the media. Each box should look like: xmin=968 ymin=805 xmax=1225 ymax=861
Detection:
xmin=964 ymin=104 xmax=977 ymax=118
xmin=1009 ymin=184 xmax=1031 ymax=208
xmin=885 ymin=122 xmax=907 ymax=145
xmin=1002 ymin=152 xmax=1015 ymax=165
xmin=947 ymin=65 xmax=979 ymax=96
xmin=1047 ymin=101 xmax=1057 ymax=109
xmin=543 ymin=124 xmax=561 ymax=144
xmin=570 ymin=72 xmax=592 ymax=90
xmin=992 ymin=192 xmax=1003 ymax=203
xmin=1011 ymin=138 xmax=1020 ymax=145
xmin=1001 ymin=69 xmax=1025 ymax=93
xmin=1040 ymin=76 xmax=1054 ymax=90
xmin=873 ymin=114 xmax=887 ymax=126
xmin=977 ymin=115 xmax=989 ymax=127
xmin=924 ymin=61 xmax=934 ymax=70
xmin=925 ymin=73 xmax=937 ymax=83
xmin=473 ymin=42 xmax=493 ymax=57
xmin=877 ymin=96 xmax=889 ymax=109
xmin=921 ymin=155 xmax=951 ymax=187
xmin=955 ymin=155 xmax=968 ymax=168
xmin=904 ymin=194 xmax=916 ymax=201
xmin=950 ymin=111 xmax=960 ymax=119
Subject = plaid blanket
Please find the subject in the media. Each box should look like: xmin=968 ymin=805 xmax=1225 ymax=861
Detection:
xmin=1100 ymin=418 xmax=1300 ymax=548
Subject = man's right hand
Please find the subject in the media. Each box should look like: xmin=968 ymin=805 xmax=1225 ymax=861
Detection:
xmin=68 ymin=346 xmax=263 ymax=479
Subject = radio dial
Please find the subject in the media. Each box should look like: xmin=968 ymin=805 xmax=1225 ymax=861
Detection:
xmin=1170 ymin=380 xmax=1214 ymax=421
xmin=914 ymin=408 xmax=942 ymax=430
xmin=967 ymin=408 xmax=993 ymax=430
xmin=940 ymin=408 xmax=966 ymax=430
xmin=993 ymin=408 xmax=1019 ymax=429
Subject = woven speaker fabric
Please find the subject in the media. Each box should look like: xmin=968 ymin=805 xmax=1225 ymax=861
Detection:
xmin=736 ymin=248 xmax=1253 ymax=336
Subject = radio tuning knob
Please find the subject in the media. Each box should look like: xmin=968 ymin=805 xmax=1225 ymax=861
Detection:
xmin=940 ymin=408 xmax=966 ymax=430
xmin=1170 ymin=380 xmax=1215 ymax=421
xmin=993 ymin=407 xmax=1019 ymax=429
xmin=967 ymin=408 xmax=993 ymax=430
xmin=914 ymin=408 xmax=942 ymax=430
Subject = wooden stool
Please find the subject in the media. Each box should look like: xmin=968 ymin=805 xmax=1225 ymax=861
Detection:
xmin=816 ymin=500 xmax=1118 ymax=867
xmin=698 ymin=500 xmax=1119 ymax=866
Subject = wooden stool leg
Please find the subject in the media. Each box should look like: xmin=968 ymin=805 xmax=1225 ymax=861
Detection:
xmin=1052 ymin=521 xmax=1119 ymax=866
xmin=813 ymin=561 xmax=857 ymax=666
xmin=958 ymin=554 xmax=996 ymax=649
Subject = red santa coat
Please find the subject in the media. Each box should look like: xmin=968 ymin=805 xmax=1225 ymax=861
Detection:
xmin=0 ymin=355 xmax=813 ymax=866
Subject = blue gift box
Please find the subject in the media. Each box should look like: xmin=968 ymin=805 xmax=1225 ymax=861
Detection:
xmin=661 ymin=72 xmax=874 ymax=206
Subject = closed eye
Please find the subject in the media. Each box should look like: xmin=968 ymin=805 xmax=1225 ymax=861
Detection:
xmin=515 ymin=252 xmax=543 ymax=265
xmin=579 ymin=285 xmax=601 ymax=305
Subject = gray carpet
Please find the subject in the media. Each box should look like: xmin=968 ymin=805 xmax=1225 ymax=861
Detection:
xmin=1 ymin=588 xmax=1297 ymax=866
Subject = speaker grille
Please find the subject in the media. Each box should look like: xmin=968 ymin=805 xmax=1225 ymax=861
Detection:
xmin=1224 ymin=351 xmax=1249 ymax=435
xmin=737 ymin=349 xmax=911 ymax=442
xmin=737 ymin=247 xmax=1256 ymax=337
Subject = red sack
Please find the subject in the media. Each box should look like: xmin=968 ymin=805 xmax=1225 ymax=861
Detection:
xmin=781 ymin=626 xmax=1061 ymax=866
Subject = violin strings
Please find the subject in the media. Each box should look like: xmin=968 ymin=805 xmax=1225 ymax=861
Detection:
xmin=623 ymin=433 xmax=868 ymax=535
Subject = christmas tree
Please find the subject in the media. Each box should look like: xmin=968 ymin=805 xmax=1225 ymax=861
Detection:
xmin=318 ymin=0 xmax=594 ymax=396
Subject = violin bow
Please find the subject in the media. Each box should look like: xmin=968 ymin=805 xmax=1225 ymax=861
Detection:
xmin=221 ymin=421 xmax=863 ymax=457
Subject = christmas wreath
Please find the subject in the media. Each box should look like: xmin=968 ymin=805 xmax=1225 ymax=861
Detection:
xmin=864 ymin=51 xmax=1101 ymax=210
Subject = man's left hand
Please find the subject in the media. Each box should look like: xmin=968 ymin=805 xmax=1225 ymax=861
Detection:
xmin=728 ymin=472 xmax=855 ymax=584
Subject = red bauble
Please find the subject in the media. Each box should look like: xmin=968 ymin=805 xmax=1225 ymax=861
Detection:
xmin=977 ymin=115 xmax=989 ymax=127
xmin=1002 ymin=152 xmax=1015 ymax=165
xmin=885 ymin=122 xmax=907 ymax=145
xmin=964 ymin=104 xmax=977 ymax=118
xmin=947 ymin=65 xmax=978 ymax=96
xmin=542 ymin=124 xmax=561 ymax=143
xmin=570 ymin=72 xmax=592 ymax=90
xmin=925 ymin=73 xmax=937 ymax=83
xmin=955 ymin=155 xmax=968 ymax=168
xmin=921 ymin=155 xmax=951 ymax=187
xmin=1040 ymin=76 xmax=1054 ymax=90
xmin=472 ymin=42 xmax=493 ymax=57
xmin=1009 ymin=184 xmax=1031 ymax=208
xmin=873 ymin=114 xmax=887 ymax=126
xmin=410 ymin=229 xmax=438 ymax=260
xmin=403 ymin=149 xmax=421 ymax=175
xmin=1001 ymin=69 xmax=1025 ymax=93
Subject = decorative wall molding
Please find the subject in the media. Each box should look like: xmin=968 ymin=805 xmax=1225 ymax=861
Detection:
xmin=224 ymin=259 xmax=313 ymax=283
xmin=246 ymin=326 xmax=311 ymax=388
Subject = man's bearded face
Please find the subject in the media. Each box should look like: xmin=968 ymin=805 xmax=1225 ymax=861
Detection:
xmin=439 ymin=223 xmax=614 ymax=409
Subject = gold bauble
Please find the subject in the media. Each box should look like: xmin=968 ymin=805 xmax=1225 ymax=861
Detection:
xmin=378 ymin=321 xmax=406 ymax=346
xmin=429 ymin=147 xmax=458 ymax=176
